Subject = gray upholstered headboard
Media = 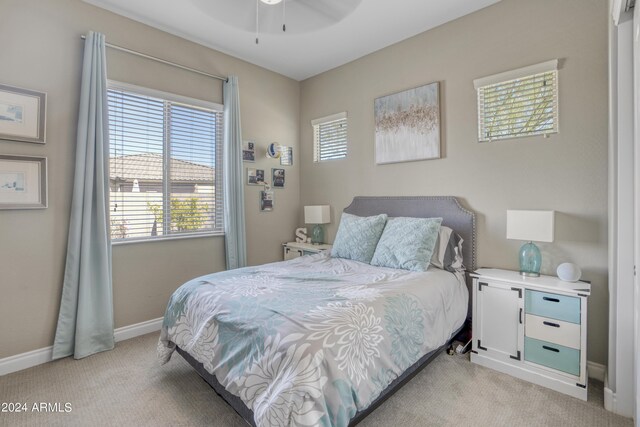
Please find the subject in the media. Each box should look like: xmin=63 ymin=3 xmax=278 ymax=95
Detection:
xmin=343 ymin=196 xmax=477 ymax=271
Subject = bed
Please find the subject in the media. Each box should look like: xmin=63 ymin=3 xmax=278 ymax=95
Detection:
xmin=158 ymin=196 xmax=476 ymax=427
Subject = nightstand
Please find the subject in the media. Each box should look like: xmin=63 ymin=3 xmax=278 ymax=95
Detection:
xmin=283 ymin=242 xmax=332 ymax=260
xmin=470 ymin=268 xmax=590 ymax=400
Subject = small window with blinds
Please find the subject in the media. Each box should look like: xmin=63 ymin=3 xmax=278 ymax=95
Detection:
xmin=474 ymin=60 xmax=558 ymax=142
xmin=108 ymin=82 xmax=224 ymax=242
xmin=312 ymin=112 xmax=347 ymax=162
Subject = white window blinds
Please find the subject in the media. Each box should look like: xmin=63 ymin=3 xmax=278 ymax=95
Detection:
xmin=312 ymin=112 xmax=347 ymax=162
xmin=474 ymin=60 xmax=558 ymax=142
xmin=108 ymin=83 xmax=224 ymax=242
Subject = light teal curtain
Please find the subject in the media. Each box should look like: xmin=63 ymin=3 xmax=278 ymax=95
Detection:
xmin=53 ymin=31 xmax=114 ymax=360
xmin=223 ymin=76 xmax=247 ymax=269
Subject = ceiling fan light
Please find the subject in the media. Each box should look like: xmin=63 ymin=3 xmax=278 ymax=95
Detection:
xmin=260 ymin=0 xmax=282 ymax=4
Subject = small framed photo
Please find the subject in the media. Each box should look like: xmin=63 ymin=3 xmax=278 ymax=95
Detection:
xmin=247 ymin=168 xmax=265 ymax=185
xmin=0 ymin=84 xmax=46 ymax=144
xmin=243 ymin=140 xmax=255 ymax=162
xmin=259 ymin=190 xmax=273 ymax=212
xmin=0 ymin=154 xmax=47 ymax=209
xmin=280 ymin=146 xmax=293 ymax=166
xmin=272 ymin=168 xmax=285 ymax=188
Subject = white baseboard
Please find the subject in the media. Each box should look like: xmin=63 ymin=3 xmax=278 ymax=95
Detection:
xmin=0 ymin=317 xmax=163 ymax=377
xmin=587 ymin=360 xmax=606 ymax=382
xmin=0 ymin=347 xmax=54 ymax=378
xmin=113 ymin=317 xmax=163 ymax=342
xmin=603 ymin=371 xmax=635 ymax=417
xmin=604 ymin=386 xmax=616 ymax=412
xmin=604 ymin=371 xmax=618 ymax=413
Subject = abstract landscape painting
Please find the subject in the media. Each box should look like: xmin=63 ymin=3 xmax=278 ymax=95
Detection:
xmin=375 ymin=82 xmax=440 ymax=164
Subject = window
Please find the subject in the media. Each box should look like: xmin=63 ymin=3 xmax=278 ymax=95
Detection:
xmin=312 ymin=112 xmax=347 ymax=161
xmin=474 ymin=60 xmax=558 ymax=142
xmin=108 ymin=82 xmax=223 ymax=242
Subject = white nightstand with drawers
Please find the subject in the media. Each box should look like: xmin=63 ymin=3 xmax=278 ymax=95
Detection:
xmin=283 ymin=242 xmax=332 ymax=260
xmin=470 ymin=268 xmax=590 ymax=400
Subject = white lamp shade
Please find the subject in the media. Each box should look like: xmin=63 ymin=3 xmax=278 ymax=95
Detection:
xmin=506 ymin=210 xmax=555 ymax=242
xmin=304 ymin=205 xmax=331 ymax=224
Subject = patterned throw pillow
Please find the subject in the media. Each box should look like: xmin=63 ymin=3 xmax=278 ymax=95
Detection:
xmin=330 ymin=213 xmax=388 ymax=263
xmin=370 ymin=217 xmax=443 ymax=272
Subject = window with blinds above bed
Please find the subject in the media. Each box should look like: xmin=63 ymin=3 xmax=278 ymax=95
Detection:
xmin=474 ymin=60 xmax=558 ymax=142
xmin=312 ymin=112 xmax=348 ymax=162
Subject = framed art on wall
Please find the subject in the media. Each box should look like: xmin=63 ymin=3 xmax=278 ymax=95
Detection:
xmin=280 ymin=146 xmax=293 ymax=166
xmin=374 ymin=81 xmax=440 ymax=164
xmin=0 ymin=154 xmax=47 ymax=209
xmin=259 ymin=190 xmax=273 ymax=212
xmin=242 ymin=140 xmax=255 ymax=162
xmin=247 ymin=168 xmax=265 ymax=185
xmin=272 ymin=168 xmax=285 ymax=188
xmin=0 ymin=84 xmax=47 ymax=144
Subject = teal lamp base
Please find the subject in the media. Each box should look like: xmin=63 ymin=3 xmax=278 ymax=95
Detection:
xmin=519 ymin=241 xmax=541 ymax=277
xmin=311 ymin=224 xmax=324 ymax=245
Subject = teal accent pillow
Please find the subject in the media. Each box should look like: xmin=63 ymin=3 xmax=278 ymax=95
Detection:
xmin=370 ymin=217 xmax=443 ymax=272
xmin=331 ymin=213 xmax=388 ymax=263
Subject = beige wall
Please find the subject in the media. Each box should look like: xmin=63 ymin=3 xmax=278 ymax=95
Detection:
xmin=0 ymin=0 xmax=610 ymax=367
xmin=0 ymin=0 xmax=300 ymax=358
xmin=299 ymin=0 xmax=609 ymax=364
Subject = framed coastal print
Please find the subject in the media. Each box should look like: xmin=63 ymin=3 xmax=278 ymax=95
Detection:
xmin=247 ymin=168 xmax=265 ymax=185
xmin=0 ymin=155 xmax=47 ymax=209
xmin=272 ymin=168 xmax=285 ymax=188
xmin=0 ymin=84 xmax=46 ymax=144
xmin=374 ymin=81 xmax=440 ymax=164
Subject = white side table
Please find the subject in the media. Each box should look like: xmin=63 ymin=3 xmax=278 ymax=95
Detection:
xmin=470 ymin=268 xmax=590 ymax=400
xmin=283 ymin=242 xmax=332 ymax=260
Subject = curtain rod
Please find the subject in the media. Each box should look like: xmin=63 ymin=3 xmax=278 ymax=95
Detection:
xmin=80 ymin=35 xmax=228 ymax=82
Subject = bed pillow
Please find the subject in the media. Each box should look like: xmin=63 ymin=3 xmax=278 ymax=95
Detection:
xmin=330 ymin=212 xmax=388 ymax=263
xmin=370 ymin=216 xmax=442 ymax=272
xmin=430 ymin=226 xmax=465 ymax=272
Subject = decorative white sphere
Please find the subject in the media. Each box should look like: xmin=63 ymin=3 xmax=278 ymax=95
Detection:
xmin=557 ymin=263 xmax=582 ymax=282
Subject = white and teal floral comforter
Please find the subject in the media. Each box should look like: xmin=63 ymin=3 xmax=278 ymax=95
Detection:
xmin=158 ymin=253 xmax=467 ymax=427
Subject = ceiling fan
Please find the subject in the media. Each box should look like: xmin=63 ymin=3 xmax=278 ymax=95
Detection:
xmin=191 ymin=0 xmax=362 ymax=45
xmin=255 ymin=0 xmax=287 ymax=44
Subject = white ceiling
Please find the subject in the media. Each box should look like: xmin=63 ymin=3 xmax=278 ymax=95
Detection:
xmin=83 ymin=0 xmax=501 ymax=81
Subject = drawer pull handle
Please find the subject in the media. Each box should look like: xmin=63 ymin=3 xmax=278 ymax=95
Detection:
xmin=543 ymin=321 xmax=560 ymax=328
xmin=542 ymin=296 xmax=560 ymax=303
xmin=542 ymin=345 xmax=560 ymax=353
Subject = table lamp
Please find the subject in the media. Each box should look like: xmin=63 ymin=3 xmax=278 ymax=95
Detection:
xmin=304 ymin=205 xmax=331 ymax=244
xmin=506 ymin=210 xmax=555 ymax=277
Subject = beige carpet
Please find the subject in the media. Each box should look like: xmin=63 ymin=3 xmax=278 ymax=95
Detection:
xmin=0 ymin=333 xmax=632 ymax=427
